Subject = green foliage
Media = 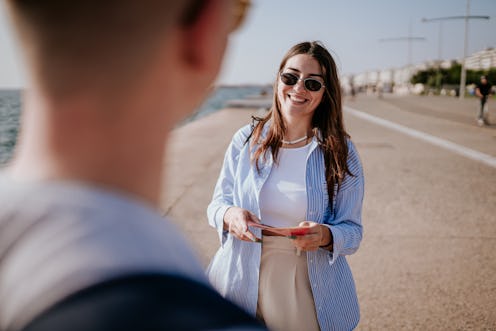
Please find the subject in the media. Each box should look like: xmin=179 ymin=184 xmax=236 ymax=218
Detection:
xmin=410 ymin=69 xmax=432 ymax=84
xmin=410 ymin=63 xmax=495 ymax=87
xmin=486 ymin=68 xmax=496 ymax=83
xmin=446 ymin=63 xmax=461 ymax=84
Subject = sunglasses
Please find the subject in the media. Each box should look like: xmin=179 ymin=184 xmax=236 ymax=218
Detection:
xmin=279 ymin=72 xmax=325 ymax=92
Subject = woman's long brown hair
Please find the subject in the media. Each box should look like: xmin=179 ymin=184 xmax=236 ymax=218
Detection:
xmin=249 ymin=41 xmax=352 ymax=212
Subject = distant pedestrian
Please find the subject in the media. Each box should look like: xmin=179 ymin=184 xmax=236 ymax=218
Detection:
xmin=350 ymin=81 xmax=357 ymax=101
xmin=475 ymin=75 xmax=493 ymax=126
xmin=377 ymin=81 xmax=384 ymax=99
xmin=207 ymin=41 xmax=364 ymax=331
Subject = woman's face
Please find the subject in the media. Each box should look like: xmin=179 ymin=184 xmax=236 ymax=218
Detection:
xmin=277 ymin=54 xmax=325 ymax=122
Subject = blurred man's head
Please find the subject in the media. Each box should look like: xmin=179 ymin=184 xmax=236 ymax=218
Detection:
xmin=4 ymin=0 xmax=250 ymax=203
xmin=481 ymin=76 xmax=488 ymax=84
xmin=5 ymin=2 xmax=183 ymax=93
xmin=5 ymin=0 xmax=249 ymax=123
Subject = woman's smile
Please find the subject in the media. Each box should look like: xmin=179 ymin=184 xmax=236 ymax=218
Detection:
xmin=287 ymin=93 xmax=308 ymax=104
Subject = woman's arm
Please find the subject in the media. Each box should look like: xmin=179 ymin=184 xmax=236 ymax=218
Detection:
xmin=324 ymin=140 xmax=364 ymax=262
xmin=206 ymin=125 xmax=259 ymax=246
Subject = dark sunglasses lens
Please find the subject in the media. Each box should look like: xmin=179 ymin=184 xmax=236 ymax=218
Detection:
xmin=305 ymin=79 xmax=322 ymax=91
xmin=281 ymin=73 xmax=298 ymax=86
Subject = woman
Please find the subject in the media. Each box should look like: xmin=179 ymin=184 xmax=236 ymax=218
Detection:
xmin=207 ymin=41 xmax=364 ymax=331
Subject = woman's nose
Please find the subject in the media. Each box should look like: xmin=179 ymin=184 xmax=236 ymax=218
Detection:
xmin=293 ymin=79 xmax=306 ymax=92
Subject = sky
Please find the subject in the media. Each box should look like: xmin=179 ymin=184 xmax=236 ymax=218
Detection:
xmin=1 ymin=0 xmax=495 ymax=88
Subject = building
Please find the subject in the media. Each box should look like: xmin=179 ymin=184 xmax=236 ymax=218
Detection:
xmin=465 ymin=48 xmax=496 ymax=70
xmin=342 ymin=47 xmax=495 ymax=95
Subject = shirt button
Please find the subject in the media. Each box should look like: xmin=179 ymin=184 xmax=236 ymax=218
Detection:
xmin=308 ymin=186 xmax=313 ymax=190
xmin=309 ymin=259 xmax=313 ymax=263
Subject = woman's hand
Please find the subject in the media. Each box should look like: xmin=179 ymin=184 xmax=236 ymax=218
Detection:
xmin=223 ymin=207 xmax=262 ymax=242
xmin=292 ymin=221 xmax=332 ymax=251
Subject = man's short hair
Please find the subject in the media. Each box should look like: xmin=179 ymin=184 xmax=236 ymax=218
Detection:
xmin=5 ymin=0 xmax=200 ymax=96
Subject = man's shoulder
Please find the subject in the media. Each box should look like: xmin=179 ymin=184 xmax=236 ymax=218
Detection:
xmin=23 ymin=273 xmax=266 ymax=331
xmin=0 ymin=177 xmax=206 ymax=279
xmin=0 ymin=176 xmax=208 ymax=330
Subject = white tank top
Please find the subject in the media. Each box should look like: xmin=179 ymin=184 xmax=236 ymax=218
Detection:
xmin=259 ymin=142 xmax=311 ymax=228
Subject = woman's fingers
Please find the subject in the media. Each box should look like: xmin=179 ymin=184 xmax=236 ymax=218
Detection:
xmin=246 ymin=213 xmax=261 ymax=228
xmin=226 ymin=207 xmax=261 ymax=242
xmin=241 ymin=231 xmax=261 ymax=243
xmin=292 ymin=221 xmax=324 ymax=251
xmin=235 ymin=229 xmax=260 ymax=243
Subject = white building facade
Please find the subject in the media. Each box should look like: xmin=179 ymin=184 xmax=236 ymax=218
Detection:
xmin=342 ymin=47 xmax=495 ymax=95
xmin=465 ymin=48 xmax=496 ymax=70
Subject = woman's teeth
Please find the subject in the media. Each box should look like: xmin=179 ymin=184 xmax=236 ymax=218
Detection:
xmin=289 ymin=95 xmax=306 ymax=103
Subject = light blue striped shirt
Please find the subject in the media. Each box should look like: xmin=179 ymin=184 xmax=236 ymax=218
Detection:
xmin=207 ymin=123 xmax=364 ymax=331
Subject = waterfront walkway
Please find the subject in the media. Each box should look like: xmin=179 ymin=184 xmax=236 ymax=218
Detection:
xmin=161 ymin=95 xmax=496 ymax=330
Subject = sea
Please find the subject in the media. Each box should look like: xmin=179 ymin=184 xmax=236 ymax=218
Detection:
xmin=0 ymin=85 xmax=270 ymax=167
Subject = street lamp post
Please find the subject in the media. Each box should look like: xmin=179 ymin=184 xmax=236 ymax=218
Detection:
xmin=421 ymin=18 xmax=445 ymax=62
xmin=380 ymin=21 xmax=426 ymax=67
xmin=379 ymin=35 xmax=425 ymax=94
xmin=379 ymin=36 xmax=426 ymax=67
xmin=379 ymin=22 xmax=426 ymax=93
xmin=422 ymin=1 xmax=489 ymax=99
xmin=460 ymin=0 xmax=470 ymax=100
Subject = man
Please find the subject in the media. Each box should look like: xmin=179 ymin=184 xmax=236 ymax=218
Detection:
xmin=0 ymin=1 xmax=263 ymax=330
xmin=475 ymin=75 xmax=493 ymax=126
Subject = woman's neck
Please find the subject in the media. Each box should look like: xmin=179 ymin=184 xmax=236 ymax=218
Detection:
xmin=283 ymin=120 xmax=312 ymax=141
xmin=281 ymin=121 xmax=313 ymax=148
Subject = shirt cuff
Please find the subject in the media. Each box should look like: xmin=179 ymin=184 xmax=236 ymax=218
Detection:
xmin=215 ymin=204 xmax=231 ymax=247
xmin=321 ymin=224 xmax=343 ymax=265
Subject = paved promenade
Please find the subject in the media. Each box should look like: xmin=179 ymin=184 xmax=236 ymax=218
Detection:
xmin=161 ymin=95 xmax=496 ymax=330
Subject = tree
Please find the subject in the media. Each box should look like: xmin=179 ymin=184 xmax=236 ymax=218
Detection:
xmin=410 ymin=62 xmax=496 ymax=88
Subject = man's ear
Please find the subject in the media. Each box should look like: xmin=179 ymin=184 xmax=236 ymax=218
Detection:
xmin=180 ymin=0 xmax=232 ymax=78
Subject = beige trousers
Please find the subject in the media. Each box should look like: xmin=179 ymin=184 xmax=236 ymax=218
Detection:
xmin=257 ymin=236 xmax=320 ymax=331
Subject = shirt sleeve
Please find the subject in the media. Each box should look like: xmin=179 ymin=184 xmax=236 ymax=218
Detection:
xmin=207 ymin=125 xmax=251 ymax=247
xmin=322 ymin=140 xmax=364 ymax=264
